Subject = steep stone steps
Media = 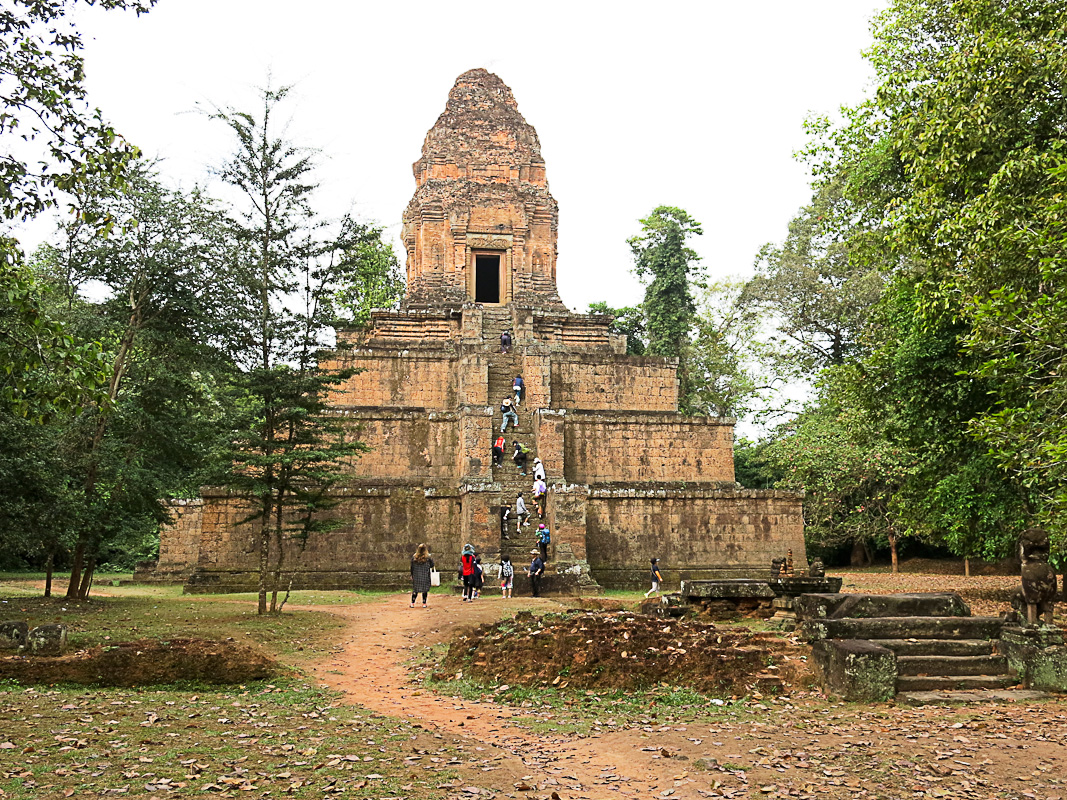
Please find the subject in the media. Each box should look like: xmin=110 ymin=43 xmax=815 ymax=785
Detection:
xmin=897 ymin=689 xmax=1050 ymax=706
xmin=896 ymin=674 xmax=1018 ymax=692
xmin=896 ymin=654 xmax=1009 ymax=677
xmin=876 ymin=638 xmax=994 ymax=657
xmin=810 ymin=615 xmax=1004 ymax=642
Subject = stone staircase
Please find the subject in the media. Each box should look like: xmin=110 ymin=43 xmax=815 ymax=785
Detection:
xmin=482 ymin=309 xmax=542 ymax=561
xmin=797 ymin=593 xmax=1049 ymax=704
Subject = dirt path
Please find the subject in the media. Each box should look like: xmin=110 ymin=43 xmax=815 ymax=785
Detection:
xmin=303 ymin=594 xmax=675 ymax=798
xmin=302 ymin=593 xmax=1067 ymax=800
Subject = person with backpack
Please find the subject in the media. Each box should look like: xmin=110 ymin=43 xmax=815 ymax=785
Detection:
xmin=513 ymin=440 xmax=529 ymax=475
xmin=492 ymin=434 xmax=505 ymax=467
xmin=536 ymin=523 xmax=550 ymax=561
xmin=459 ymin=544 xmax=477 ymax=602
xmin=512 ymin=374 xmax=525 ymax=405
xmin=500 ymin=397 xmax=518 ymax=432
xmin=500 ymin=556 xmax=514 ymax=599
xmin=532 ymin=477 xmax=547 ymax=517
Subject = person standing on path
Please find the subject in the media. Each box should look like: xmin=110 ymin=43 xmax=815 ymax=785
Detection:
xmin=645 ymin=558 xmax=664 ymax=599
xmin=500 ymin=397 xmax=518 ymax=432
xmin=500 ymin=556 xmax=514 ymax=599
xmin=500 ymin=330 xmax=512 ymax=354
xmin=512 ymin=440 xmax=528 ymax=475
xmin=492 ymin=434 xmax=505 ymax=467
xmin=512 ymin=374 xmax=525 ymax=405
xmin=526 ymin=549 xmax=545 ymax=597
xmin=536 ymin=523 xmax=550 ymax=561
xmin=532 ymin=457 xmax=546 ymax=482
xmin=459 ymin=544 xmax=477 ymax=602
xmin=410 ymin=543 xmax=435 ymax=608
xmin=515 ymin=492 xmax=529 ymax=533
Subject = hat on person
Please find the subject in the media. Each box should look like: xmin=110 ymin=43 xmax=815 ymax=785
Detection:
xmin=463 ymin=543 xmax=475 ymax=555
xmin=534 ymin=457 xmax=541 ymax=463
xmin=530 ymin=549 xmax=539 ymax=555
xmin=538 ymin=523 xmax=546 ymax=529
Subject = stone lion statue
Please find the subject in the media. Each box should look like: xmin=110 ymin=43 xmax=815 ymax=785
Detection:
xmin=1019 ymin=527 xmax=1057 ymax=626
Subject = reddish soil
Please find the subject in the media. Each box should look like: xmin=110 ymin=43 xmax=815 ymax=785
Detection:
xmin=441 ymin=610 xmax=815 ymax=694
xmin=306 ymin=590 xmax=1067 ymax=800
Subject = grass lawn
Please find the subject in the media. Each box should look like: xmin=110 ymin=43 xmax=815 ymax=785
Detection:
xmin=0 ymin=576 xmax=472 ymax=798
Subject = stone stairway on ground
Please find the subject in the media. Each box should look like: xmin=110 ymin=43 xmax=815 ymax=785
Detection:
xmin=797 ymin=592 xmax=1053 ymax=705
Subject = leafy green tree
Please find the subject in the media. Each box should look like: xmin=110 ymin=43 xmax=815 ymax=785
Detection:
xmin=0 ymin=0 xmax=153 ymax=225
xmin=43 ymin=168 xmax=235 ymax=598
xmin=764 ymin=399 xmax=916 ymax=568
xmin=333 ymin=223 xmax=404 ymax=326
xmin=211 ymin=84 xmax=367 ymax=615
xmin=587 ymin=302 xmax=646 ymax=356
xmin=848 ymin=0 xmax=1067 ymax=540
xmin=746 ymin=177 xmax=887 ymax=377
xmin=628 ymin=206 xmax=705 ymax=412
xmin=686 ymin=281 xmax=775 ymax=419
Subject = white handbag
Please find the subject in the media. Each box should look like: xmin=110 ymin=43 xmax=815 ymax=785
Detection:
xmin=429 ymin=569 xmax=441 ymax=587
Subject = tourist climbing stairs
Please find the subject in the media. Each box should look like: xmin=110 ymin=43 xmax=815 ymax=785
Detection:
xmin=481 ymin=308 xmax=545 ymax=565
xmin=797 ymin=593 xmax=1049 ymax=704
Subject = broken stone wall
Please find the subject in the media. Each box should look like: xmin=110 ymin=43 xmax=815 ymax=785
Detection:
xmin=585 ymin=489 xmax=805 ymax=588
xmin=135 ymin=499 xmax=203 ymax=583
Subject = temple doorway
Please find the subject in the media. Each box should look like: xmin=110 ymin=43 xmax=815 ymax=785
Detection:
xmin=474 ymin=253 xmax=501 ymax=303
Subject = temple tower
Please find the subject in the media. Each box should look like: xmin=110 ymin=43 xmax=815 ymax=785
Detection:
xmin=402 ymin=68 xmax=565 ymax=310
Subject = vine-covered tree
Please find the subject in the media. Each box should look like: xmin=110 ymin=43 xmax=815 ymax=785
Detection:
xmin=628 ymin=206 xmax=704 ymax=413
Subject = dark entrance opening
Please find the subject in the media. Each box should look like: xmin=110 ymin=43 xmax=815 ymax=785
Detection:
xmin=475 ymin=254 xmax=501 ymax=303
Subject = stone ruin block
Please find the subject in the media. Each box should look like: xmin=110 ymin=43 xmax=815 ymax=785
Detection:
xmin=0 ymin=621 xmax=28 ymax=651
xmin=811 ymin=639 xmax=897 ymax=702
xmin=26 ymin=624 xmax=67 ymax=656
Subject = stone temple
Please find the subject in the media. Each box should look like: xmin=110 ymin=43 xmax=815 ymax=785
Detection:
xmin=145 ymin=68 xmax=806 ymax=594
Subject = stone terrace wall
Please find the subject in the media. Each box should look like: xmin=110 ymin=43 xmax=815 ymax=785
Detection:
xmin=134 ymin=499 xmax=203 ymax=583
xmin=335 ymin=410 xmax=460 ymax=480
xmin=550 ymin=354 xmax=678 ymax=412
xmin=327 ymin=348 xmax=457 ymax=410
xmin=186 ymin=487 xmax=462 ymax=593
xmin=585 ymin=488 xmax=805 ymax=589
xmin=564 ymin=413 xmax=735 ymax=484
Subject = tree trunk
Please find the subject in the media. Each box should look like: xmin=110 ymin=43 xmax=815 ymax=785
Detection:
xmin=257 ymin=514 xmax=269 ymax=615
xmin=850 ymin=539 xmax=870 ymax=567
xmin=964 ymin=557 xmax=971 ymax=577
xmin=44 ymin=549 xmax=54 ymax=598
xmin=77 ymin=554 xmax=96 ymax=600
xmin=66 ymin=537 xmax=86 ymax=599
xmin=888 ymin=529 xmax=898 ymax=574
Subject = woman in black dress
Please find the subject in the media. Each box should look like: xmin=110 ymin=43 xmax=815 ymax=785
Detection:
xmin=410 ymin=543 xmax=435 ymax=608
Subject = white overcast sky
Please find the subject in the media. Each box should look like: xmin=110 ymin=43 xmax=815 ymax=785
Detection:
xmin=63 ymin=0 xmax=887 ymax=315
